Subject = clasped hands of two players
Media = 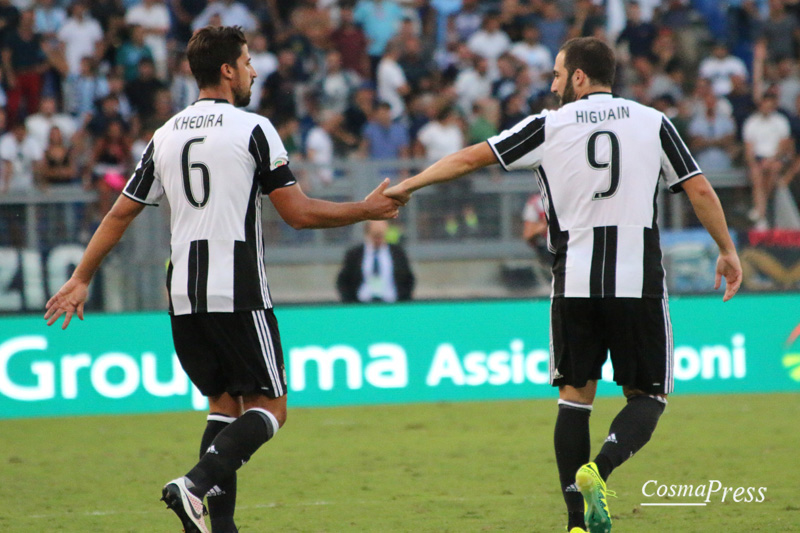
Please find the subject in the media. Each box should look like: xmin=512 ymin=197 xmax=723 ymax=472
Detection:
xmin=367 ymin=178 xmax=413 ymax=218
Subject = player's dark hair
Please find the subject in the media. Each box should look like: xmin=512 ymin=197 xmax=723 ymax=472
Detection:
xmin=186 ymin=26 xmax=247 ymax=89
xmin=559 ymin=37 xmax=616 ymax=88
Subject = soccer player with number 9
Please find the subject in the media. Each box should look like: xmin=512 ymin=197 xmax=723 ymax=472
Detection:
xmin=385 ymin=37 xmax=742 ymax=533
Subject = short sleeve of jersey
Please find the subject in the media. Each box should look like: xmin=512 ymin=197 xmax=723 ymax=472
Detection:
xmin=487 ymin=112 xmax=547 ymax=171
xmin=659 ymin=115 xmax=702 ymax=193
xmin=248 ymin=120 xmax=296 ymax=194
xmin=123 ymin=139 xmax=164 ymax=206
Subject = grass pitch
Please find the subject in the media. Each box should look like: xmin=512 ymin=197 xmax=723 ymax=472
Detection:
xmin=0 ymin=393 xmax=797 ymax=532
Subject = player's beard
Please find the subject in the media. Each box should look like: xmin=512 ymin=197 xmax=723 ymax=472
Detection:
xmin=559 ymin=75 xmax=577 ymax=106
xmin=233 ymin=80 xmax=252 ymax=108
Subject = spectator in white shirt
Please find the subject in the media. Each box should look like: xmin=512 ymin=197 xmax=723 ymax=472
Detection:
xmin=698 ymin=41 xmax=748 ymax=97
xmin=466 ymin=10 xmax=511 ymax=78
xmin=742 ymin=93 xmax=794 ymax=229
xmin=454 ymin=55 xmax=492 ymax=115
xmin=192 ymin=0 xmax=257 ymax=33
xmin=170 ymin=56 xmax=200 ymax=112
xmin=415 ymin=105 xmax=464 ymax=162
xmin=124 ymin=0 xmax=170 ymax=79
xmin=24 ymin=96 xmax=76 ymax=149
xmin=376 ymin=41 xmax=409 ymax=120
xmin=0 ymin=121 xmax=43 ymax=194
xmin=305 ymin=110 xmax=340 ymax=186
xmin=510 ymin=24 xmax=553 ymax=94
xmin=56 ymin=1 xmax=103 ymax=75
xmin=318 ymin=49 xmax=361 ymax=114
xmin=245 ymin=33 xmax=277 ymax=111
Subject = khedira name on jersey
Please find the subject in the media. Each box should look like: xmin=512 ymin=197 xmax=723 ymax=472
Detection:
xmin=173 ymin=114 xmax=224 ymax=130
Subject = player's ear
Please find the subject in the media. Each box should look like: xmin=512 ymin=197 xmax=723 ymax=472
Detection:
xmin=220 ymin=62 xmax=234 ymax=81
xmin=573 ymin=68 xmax=585 ymax=86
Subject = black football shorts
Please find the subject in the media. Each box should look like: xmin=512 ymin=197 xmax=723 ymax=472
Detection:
xmin=170 ymin=308 xmax=287 ymax=398
xmin=549 ymin=297 xmax=673 ymax=394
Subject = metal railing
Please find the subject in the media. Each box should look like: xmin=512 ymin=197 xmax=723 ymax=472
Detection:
xmin=0 ymin=160 xmax=750 ymax=311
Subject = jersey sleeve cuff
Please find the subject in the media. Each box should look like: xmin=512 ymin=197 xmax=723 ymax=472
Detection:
xmin=486 ymin=140 xmax=510 ymax=172
xmin=122 ymin=190 xmax=159 ymax=206
xmin=668 ymin=170 xmax=702 ymax=193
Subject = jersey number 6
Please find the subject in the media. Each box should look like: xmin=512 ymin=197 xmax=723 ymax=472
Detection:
xmin=586 ymin=130 xmax=620 ymax=201
xmin=181 ymin=137 xmax=210 ymax=208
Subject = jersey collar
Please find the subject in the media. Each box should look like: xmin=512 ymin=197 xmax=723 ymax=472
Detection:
xmin=191 ymin=98 xmax=230 ymax=105
xmin=580 ymin=92 xmax=616 ymax=100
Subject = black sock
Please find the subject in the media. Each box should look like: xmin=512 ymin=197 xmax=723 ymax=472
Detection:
xmin=200 ymin=413 xmax=239 ymax=533
xmin=186 ymin=408 xmax=279 ymax=499
xmin=594 ymin=395 xmax=666 ymax=481
xmin=554 ymin=400 xmax=592 ymax=530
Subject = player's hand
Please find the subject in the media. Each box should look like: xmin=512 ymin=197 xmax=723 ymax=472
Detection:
xmin=44 ymin=277 xmax=89 ymax=329
xmin=384 ymin=180 xmax=412 ymax=205
xmin=715 ymin=250 xmax=742 ymax=302
xmin=364 ymin=178 xmax=401 ymax=219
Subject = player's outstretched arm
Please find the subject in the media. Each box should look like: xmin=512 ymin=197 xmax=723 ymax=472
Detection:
xmin=45 ymin=195 xmax=145 ymax=329
xmin=269 ymin=178 xmax=401 ymax=229
xmin=384 ymin=142 xmax=497 ymax=203
xmin=682 ymin=174 xmax=742 ymax=301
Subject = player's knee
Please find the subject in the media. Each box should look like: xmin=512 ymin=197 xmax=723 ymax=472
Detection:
xmin=273 ymin=406 xmax=287 ymax=428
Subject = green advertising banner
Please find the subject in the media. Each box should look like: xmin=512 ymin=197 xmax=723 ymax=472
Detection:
xmin=1 ymin=295 xmax=799 ymax=419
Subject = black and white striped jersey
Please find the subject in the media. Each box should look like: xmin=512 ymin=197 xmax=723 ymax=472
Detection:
xmin=488 ymin=92 xmax=701 ymax=298
xmin=124 ymin=98 xmax=296 ymax=315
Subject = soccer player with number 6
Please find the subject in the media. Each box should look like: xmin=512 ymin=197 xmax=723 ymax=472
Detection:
xmin=44 ymin=26 xmax=401 ymax=533
xmin=384 ymin=37 xmax=742 ymax=533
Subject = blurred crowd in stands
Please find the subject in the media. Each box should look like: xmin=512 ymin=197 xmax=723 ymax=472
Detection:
xmin=2 ymin=0 xmax=800 ymax=247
